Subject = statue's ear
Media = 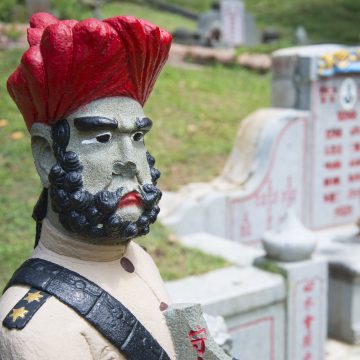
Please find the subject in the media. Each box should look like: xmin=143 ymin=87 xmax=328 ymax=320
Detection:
xmin=31 ymin=124 xmax=56 ymax=188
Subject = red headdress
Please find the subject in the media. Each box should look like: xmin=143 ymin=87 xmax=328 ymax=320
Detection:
xmin=7 ymin=13 xmax=172 ymax=131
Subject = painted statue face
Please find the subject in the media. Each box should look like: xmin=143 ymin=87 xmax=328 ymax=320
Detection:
xmin=47 ymin=97 xmax=161 ymax=244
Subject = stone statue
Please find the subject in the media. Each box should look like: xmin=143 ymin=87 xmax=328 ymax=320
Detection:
xmin=0 ymin=12 xmax=237 ymax=360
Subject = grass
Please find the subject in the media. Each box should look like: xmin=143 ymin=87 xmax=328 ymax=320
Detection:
xmin=155 ymin=0 xmax=360 ymax=45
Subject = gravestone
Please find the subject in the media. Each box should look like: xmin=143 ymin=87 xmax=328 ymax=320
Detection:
xmin=243 ymin=11 xmax=260 ymax=47
xmin=272 ymin=45 xmax=360 ymax=229
xmin=220 ymin=0 xmax=245 ymax=47
xmin=160 ymin=44 xmax=360 ymax=245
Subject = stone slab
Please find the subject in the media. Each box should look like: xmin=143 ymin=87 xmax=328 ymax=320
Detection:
xmin=227 ymin=302 xmax=285 ymax=360
xmin=167 ymin=266 xmax=286 ymax=360
xmin=167 ymin=266 xmax=285 ymax=318
xmin=179 ymin=232 xmax=264 ymax=266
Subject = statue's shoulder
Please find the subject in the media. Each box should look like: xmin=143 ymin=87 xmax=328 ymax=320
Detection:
xmin=1 ymin=286 xmax=51 ymax=331
xmin=0 ymin=284 xmax=90 ymax=336
xmin=0 ymin=285 xmax=96 ymax=359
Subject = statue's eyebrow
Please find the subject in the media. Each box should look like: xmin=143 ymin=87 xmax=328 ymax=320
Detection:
xmin=74 ymin=116 xmax=118 ymax=131
xmin=135 ymin=117 xmax=153 ymax=131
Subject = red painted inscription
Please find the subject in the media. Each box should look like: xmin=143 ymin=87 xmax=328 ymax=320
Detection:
xmin=324 ymin=177 xmax=340 ymax=186
xmin=350 ymin=159 xmax=360 ymax=167
xmin=335 ymin=205 xmax=353 ymax=217
xmin=302 ymin=280 xmax=315 ymax=360
xmin=348 ymin=189 xmax=360 ymax=199
xmin=325 ymin=161 xmax=341 ymax=170
xmin=338 ymin=111 xmax=357 ymax=121
xmin=349 ymin=174 xmax=360 ymax=183
xmin=325 ymin=129 xmax=342 ymax=139
xmin=324 ymin=193 xmax=338 ymax=203
xmin=325 ymin=145 xmax=342 ymax=155
xmin=240 ymin=212 xmax=251 ymax=237
xmin=351 ymin=126 xmax=360 ymax=136
xmin=353 ymin=143 xmax=360 ymax=152
xmin=319 ymin=86 xmax=336 ymax=103
xmin=188 ymin=326 xmax=207 ymax=360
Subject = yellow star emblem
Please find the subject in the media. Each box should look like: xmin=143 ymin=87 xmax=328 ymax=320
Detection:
xmin=24 ymin=291 xmax=44 ymax=303
xmin=9 ymin=307 xmax=28 ymax=322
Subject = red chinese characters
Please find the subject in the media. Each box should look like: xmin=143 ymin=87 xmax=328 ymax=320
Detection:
xmin=319 ymin=86 xmax=336 ymax=103
xmin=323 ymin=177 xmax=340 ymax=186
xmin=325 ymin=128 xmax=342 ymax=139
xmin=302 ymin=280 xmax=315 ymax=360
xmin=337 ymin=111 xmax=357 ymax=121
xmin=324 ymin=144 xmax=342 ymax=156
xmin=188 ymin=326 xmax=207 ymax=360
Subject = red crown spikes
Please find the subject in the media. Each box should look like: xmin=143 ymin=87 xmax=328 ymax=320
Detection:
xmin=7 ymin=13 xmax=172 ymax=131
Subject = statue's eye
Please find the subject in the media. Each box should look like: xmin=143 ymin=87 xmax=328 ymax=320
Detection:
xmin=132 ymin=132 xmax=144 ymax=142
xmin=81 ymin=132 xmax=112 ymax=145
xmin=96 ymin=133 xmax=112 ymax=143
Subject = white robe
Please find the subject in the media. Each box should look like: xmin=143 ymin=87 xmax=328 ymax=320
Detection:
xmin=0 ymin=219 xmax=176 ymax=360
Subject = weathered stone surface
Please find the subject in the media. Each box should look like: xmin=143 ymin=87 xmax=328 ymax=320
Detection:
xmin=165 ymin=303 xmax=233 ymax=360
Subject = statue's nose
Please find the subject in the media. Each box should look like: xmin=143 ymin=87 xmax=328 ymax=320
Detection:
xmin=112 ymin=161 xmax=138 ymax=178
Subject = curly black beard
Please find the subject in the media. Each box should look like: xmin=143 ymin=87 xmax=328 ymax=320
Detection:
xmin=33 ymin=119 xmax=162 ymax=245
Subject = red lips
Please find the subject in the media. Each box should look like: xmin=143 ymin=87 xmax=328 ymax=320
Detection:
xmin=118 ymin=191 xmax=142 ymax=209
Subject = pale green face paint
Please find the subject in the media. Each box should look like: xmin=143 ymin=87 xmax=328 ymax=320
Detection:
xmin=66 ymin=96 xmax=153 ymax=222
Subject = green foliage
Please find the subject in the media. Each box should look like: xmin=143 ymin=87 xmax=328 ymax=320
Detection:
xmin=149 ymin=0 xmax=360 ymax=45
xmin=256 ymin=259 xmax=287 ymax=278
xmin=0 ymin=0 xmax=17 ymax=22
xmin=243 ymin=0 xmax=360 ymax=45
xmin=153 ymin=0 xmax=213 ymax=13
xmin=52 ymin=0 xmax=84 ymax=20
xmin=98 ymin=2 xmax=195 ymax=31
xmin=4 ymin=24 xmax=22 ymax=41
xmin=136 ymin=224 xmax=229 ymax=281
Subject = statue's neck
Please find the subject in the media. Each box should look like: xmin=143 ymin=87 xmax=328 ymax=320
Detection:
xmin=38 ymin=218 xmax=128 ymax=262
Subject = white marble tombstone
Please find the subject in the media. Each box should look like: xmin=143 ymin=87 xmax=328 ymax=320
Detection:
xmin=272 ymin=45 xmax=360 ymax=230
xmin=220 ymin=0 xmax=245 ymax=47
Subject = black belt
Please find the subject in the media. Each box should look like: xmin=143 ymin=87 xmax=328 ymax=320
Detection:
xmin=3 ymin=258 xmax=170 ymax=360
